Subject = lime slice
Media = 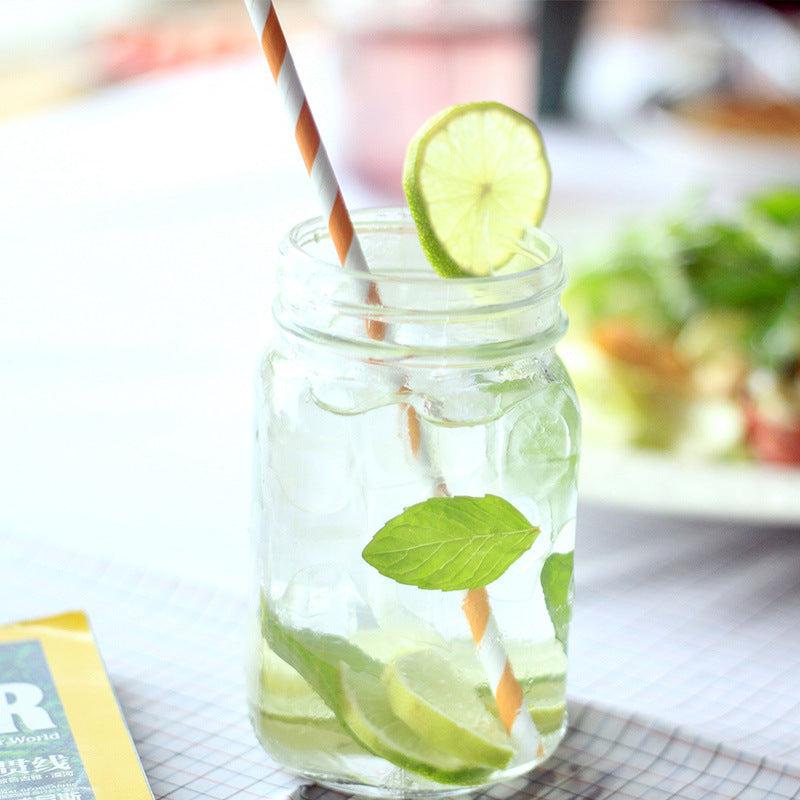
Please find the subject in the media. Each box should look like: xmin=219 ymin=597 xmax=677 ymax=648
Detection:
xmin=252 ymin=710 xmax=359 ymax=757
xmin=339 ymin=665 xmax=492 ymax=786
xmin=530 ymin=699 xmax=567 ymax=735
xmin=404 ymin=101 xmax=551 ymax=278
xmin=449 ymin=638 xmax=567 ymax=736
xmin=383 ymin=649 xmax=514 ymax=769
xmin=258 ymin=644 xmax=336 ymax=723
xmin=350 ymin=627 xmax=433 ymax=663
xmin=496 ymin=640 xmax=567 ymax=735
xmin=476 ymin=678 xmax=566 ymax=736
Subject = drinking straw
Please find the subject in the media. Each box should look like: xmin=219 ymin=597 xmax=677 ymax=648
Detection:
xmin=243 ymin=0 xmax=541 ymax=761
xmin=243 ymin=0 xmax=387 ymax=340
xmin=243 ymin=0 xmax=368 ymax=275
xmin=463 ymin=588 xmax=544 ymax=760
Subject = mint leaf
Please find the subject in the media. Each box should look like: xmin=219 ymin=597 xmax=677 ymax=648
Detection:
xmin=541 ymin=551 xmax=573 ymax=650
xmin=362 ymin=494 xmax=539 ymax=591
xmin=260 ymin=596 xmax=382 ymax=722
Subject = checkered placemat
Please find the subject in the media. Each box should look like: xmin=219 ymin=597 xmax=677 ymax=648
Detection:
xmin=2 ymin=531 xmax=799 ymax=800
xmin=569 ymin=505 xmax=800 ymax=769
xmin=295 ymin=702 xmax=800 ymax=800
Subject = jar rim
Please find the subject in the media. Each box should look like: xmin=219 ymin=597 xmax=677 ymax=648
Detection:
xmin=276 ymin=206 xmax=568 ymax=364
xmin=282 ymin=206 xmax=563 ymax=291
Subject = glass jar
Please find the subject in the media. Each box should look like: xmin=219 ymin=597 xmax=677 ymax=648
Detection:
xmin=247 ymin=208 xmax=580 ymax=798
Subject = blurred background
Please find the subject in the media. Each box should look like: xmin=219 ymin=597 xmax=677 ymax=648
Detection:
xmin=1 ymin=0 xmax=799 ymax=585
xmin=3 ymin=0 xmax=800 ymax=174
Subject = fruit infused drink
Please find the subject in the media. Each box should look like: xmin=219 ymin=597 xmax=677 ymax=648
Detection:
xmin=246 ymin=204 xmax=579 ymax=797
xmin=241 ymin=3 xmax=577 ymax=791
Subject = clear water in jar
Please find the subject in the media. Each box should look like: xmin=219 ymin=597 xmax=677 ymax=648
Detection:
xmin=247 ymin=351 xmax=579 ymax=798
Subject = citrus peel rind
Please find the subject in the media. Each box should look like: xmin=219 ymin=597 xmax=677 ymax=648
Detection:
xmin=382 ymin=649 xmax=514 ymax=770
xmin=339 ymin=664 xmax=493 ymax=786
xmin=404 ymin=102 xmax=551 ymax=278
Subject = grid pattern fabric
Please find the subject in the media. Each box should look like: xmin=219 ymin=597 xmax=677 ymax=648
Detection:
xmin=2 ymin=531 xmax=799 ymax=800
xmin=569 ymin=506 xmax=800 ymax=767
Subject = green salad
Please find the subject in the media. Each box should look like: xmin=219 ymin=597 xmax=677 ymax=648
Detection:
xmin=563 ymin=185 xmax=800 ymax=466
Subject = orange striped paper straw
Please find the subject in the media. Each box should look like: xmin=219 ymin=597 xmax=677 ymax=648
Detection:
xmin=244 ymin=0 xmax=539 ymax=762
xmin=463 ymin=588 xmax=544 ymax=760
xmin=243 ymin=0 xmax=368 ymax=274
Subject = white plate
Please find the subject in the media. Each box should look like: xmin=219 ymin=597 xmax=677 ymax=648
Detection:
xmin=618 ymin=103 xmax=800 ymax=193
xmin=572 ymin=111 xmax=800 ymax=526
xmin=579 ymin=446 xmax=800 ymax=527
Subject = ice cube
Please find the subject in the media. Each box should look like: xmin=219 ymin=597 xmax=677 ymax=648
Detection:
xmin=499 ymin=383 xmax=578 ymax=502
xmin=281 ymin=565 xmax=376 ymax=636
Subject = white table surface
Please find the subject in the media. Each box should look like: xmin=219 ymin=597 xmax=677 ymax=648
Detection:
xmin=2 ymin=50 xmax=800 ymax=779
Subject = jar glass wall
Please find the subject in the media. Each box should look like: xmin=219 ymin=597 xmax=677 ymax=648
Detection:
xmin=247 ymin=208 xmax=580 ymax=798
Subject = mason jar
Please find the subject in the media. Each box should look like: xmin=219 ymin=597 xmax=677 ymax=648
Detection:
xmin=247 ymin=207 xmax=580 ymax=798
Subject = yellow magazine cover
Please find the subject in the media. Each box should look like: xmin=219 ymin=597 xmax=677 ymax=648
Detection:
xmin=0 ymin=611 xmax=153 ymax=800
